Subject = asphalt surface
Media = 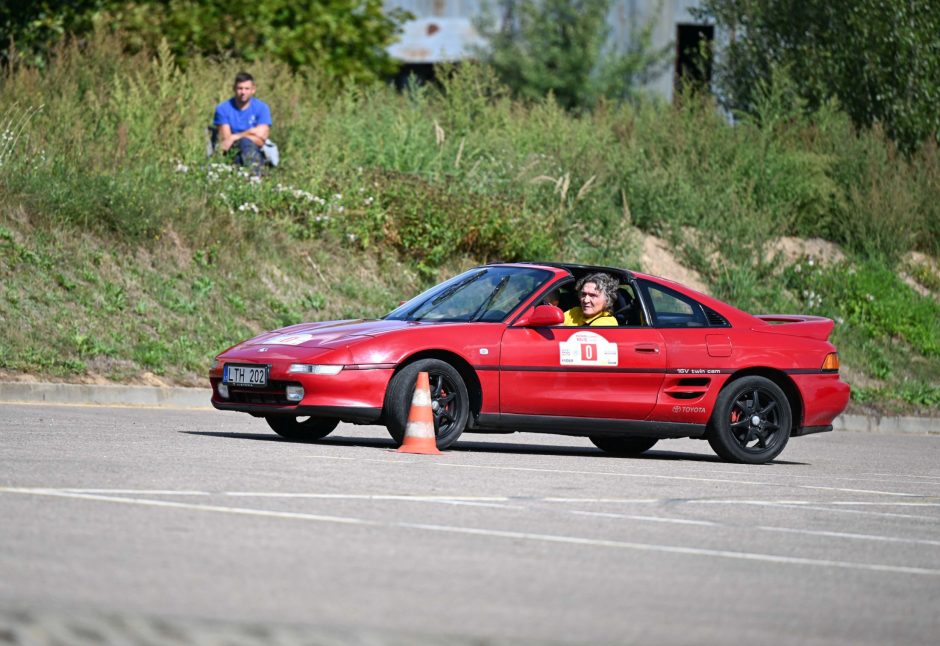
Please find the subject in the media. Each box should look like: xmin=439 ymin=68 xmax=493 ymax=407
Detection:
xmin=1 ymin=403 xmax=939 ymax=645
xmin=3 ymin=381 xmax=938 ymax=435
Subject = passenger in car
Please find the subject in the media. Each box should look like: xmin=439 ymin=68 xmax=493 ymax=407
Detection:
xmin=563 ymin=273 xmax=618 ymax=326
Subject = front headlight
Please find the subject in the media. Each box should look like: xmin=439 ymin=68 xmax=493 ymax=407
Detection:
xmin=288 ymin=364 xmax=344 ymax=375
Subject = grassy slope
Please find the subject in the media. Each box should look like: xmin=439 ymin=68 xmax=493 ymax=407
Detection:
xmin=0 ymin=203 xmax=447 ymax=385
xmin=1 ymin=39 xmax=938 ymax=414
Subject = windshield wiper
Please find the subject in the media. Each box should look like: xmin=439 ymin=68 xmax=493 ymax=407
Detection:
xmin=470 ymin=275 xmax=510 ymax=322
xmin=406 ymin=270 xmax=487 ymax=320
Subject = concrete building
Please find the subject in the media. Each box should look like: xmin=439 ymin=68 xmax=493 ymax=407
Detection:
xmin=383 ymin=0 xmax=714 ymax=101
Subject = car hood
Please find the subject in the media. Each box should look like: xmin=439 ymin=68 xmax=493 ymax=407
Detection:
xmin=247 ymin=319 xmax=415 ymax=348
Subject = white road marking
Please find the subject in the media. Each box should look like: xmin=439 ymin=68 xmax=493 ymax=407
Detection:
xmin=795 ymin=484 xmax=930 ymax=496
xmin=2 ymin=486 xmax=938 ymax=577
xmin=60 ymin=489 xmax=211 ymax=496
xmin=27 ymin=489 xmax=522 ymax=508
xmin=310 ymin=454 xmax=940 ymax=491
xmin=545 ymin=498 xmax=662 ymax=504
xmin=683 ymin=468 xmax=940 ymax=488
xmin=568 ymin=507 xmax=940 ymax=547
xmin=862 ymin=473 xmax=940 ymax=481
xmin=223 ymin=493 xmax=511 ymax=501
xmin=688 ymin=500 xmax=937 ymax=521
xmin=551 ymin=498 xmax=940 ymax=508
xmin=756 ymin=525 xmax=940 ymax=547
xmin=433 ymin=462 xmax=928 ymax=498
xmin=0 ymin=488 xmax=372 ymax=525
xmin=570 ymin=510 xmax=718 ymax=526
xmin=393 ymin=522 xmax=940 ymax=577
xmin=224 ymin=493 xmax=523 ymax=509
xmin=688 ymin=500 xmax=940 ymax=508
xmin=26 ymin=489 xmax=940 ymax=511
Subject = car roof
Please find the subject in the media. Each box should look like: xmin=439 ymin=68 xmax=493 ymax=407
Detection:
xmin=485 ymin=261 xmax=758 ymax=325
xmin=486 ymin=261 xmax=634 ymax=282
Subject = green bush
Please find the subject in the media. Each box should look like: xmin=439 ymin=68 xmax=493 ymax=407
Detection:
xmin=783 ymin=259 xmax=940 ymax=357
xmin=697 ymin=0 xmax=940 ymax=154
xmin=1 ymin=1 xmax=408 ymax=82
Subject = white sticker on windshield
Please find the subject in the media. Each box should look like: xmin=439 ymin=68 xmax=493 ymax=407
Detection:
xmin=265 ymin=333 xmax=313 ymax=346
xmin=560 ymin=331 xmax=618 ymax=366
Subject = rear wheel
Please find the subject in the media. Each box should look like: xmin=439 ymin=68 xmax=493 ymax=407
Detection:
xmin=385 ymin=358 xmax=469 ymax=450
xmin=590 ymin=436 xmax=658 ymax=456
xmin=707 ymin=376 xmax=791 ymax=464
xmin=265 ymin=415 xmax=338 ymax=441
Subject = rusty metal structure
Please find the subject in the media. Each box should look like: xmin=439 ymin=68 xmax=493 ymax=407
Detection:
xmin=383 ymin=1 xmax=713 ymax=100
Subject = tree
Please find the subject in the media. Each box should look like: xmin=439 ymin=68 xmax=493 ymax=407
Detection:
xmin=477 ymin=0 xmax=670 ymax=110
xmin=0 ymin=0 xmax=104 ymax=68
xmin=1 ymin=1 xmax=409 ymax=83
xmin=697 ymin=0 xmax=940 ymax=152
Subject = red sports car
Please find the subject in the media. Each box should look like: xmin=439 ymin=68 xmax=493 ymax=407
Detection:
xmin=209 ymin=263 xmax=849 ymax=464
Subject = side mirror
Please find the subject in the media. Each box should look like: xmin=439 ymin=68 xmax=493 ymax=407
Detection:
xmin=515 ymin=304 xmax=564 ymax=327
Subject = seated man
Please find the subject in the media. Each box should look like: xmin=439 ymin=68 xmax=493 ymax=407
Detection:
xmin=213 ymin=72 xmax=272 ymax=173
xmin=564 ymin=272 xmax=618 ymax=326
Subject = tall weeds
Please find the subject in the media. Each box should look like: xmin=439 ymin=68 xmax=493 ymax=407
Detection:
xmin=2 ymin=36 xmax=936 ymax=267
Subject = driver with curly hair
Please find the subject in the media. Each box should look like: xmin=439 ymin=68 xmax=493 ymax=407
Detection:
xmin=564 ymin=272 xmax=618 ymax=326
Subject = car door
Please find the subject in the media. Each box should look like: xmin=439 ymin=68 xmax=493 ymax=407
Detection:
xmin=499 ymin=318 xmax=667 ymax=421
xmin=634 ymin=279 xmax=733 ymax=425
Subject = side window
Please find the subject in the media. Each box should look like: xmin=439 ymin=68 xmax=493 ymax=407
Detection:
xmin=640 ymin=281 xmax=708 ymax=328
xmin=613 ymin=283 xmax=646 ymax=326
xmin=541 ymin=280 xmax=578 ymax=313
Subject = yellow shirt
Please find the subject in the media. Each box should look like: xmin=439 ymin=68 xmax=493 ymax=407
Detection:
xmin=564 ymin=307 xmax=617 ymax=327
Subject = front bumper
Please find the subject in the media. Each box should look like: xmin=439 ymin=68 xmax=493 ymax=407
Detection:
xmin=209 ymin=364 xmax=394 ymax=422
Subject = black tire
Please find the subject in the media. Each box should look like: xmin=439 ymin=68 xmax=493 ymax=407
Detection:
xmin=590 ymin=436 xmax=659 ymax=456
xmin=265 ymin=415 xmax=338 ymax=441
xmin=385 ymin=358 xmax=469 ymax=450
xmin=707 ymin=376 xmax=792 ymax=464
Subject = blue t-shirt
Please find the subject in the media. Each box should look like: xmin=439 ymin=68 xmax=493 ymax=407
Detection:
xmin=213 ymin=97 xmax=272 ymax=134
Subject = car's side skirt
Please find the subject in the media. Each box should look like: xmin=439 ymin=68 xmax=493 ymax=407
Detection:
xmin=473 ymin=413 xmax=706 ymax=439
xmin=792 ymin=424 xmax=833 ymax=436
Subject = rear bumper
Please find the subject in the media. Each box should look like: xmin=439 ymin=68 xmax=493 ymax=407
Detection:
xmin=791 ymin=373 xmax=851 ymax=429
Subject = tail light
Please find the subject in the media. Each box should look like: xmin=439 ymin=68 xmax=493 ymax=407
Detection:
xmin=821 ymin=353 xmax=840 ymax=371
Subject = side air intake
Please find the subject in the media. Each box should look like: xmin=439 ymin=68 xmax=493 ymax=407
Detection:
xmin=704 ymin=307 xmax=729 ymax=327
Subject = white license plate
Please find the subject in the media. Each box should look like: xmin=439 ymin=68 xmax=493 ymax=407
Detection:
xmin=223 ymin=364 xmax=268 ymax=387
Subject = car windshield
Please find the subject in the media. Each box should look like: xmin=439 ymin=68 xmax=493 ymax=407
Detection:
xmin=385 ymin=266 xmax=553 ymax=322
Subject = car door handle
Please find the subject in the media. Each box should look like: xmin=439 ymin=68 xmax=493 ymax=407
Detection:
xmin=634 ymin=343 xmax=660 ymax=354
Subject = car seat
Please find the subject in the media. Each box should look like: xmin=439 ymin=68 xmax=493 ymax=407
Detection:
xmin=556 ymin=289 xmax=580 ymax=314
xmin=613 ymin=288 xmax=640 ymax=326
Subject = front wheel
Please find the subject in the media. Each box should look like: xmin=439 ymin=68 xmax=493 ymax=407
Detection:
xmin=266 ymin=415 xmax=338 ymax=442
xmin=385 ymin=359 xmax=469 ymax=450
xmin=707 ymin=376 xmax=791 ymax=464
xmin=590 ymin=436 xmax=659 ymax=456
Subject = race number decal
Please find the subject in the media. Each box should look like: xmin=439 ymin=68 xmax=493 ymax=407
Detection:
xmin=560 ymin=331 xmax=618 ymax=366
xmin=265 ymin=333 xmax=313 ymax=346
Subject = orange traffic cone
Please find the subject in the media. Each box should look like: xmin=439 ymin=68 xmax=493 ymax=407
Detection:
xmin=397 ymin=371 xmax=442 ymax=455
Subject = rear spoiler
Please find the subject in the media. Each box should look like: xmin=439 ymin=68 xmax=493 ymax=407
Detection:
xmin=752 ymin=315 xmax=835 ymax=341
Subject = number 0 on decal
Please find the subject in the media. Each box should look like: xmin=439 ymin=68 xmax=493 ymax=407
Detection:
xmin=560 ymin=332 xmax=618 ymax=366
